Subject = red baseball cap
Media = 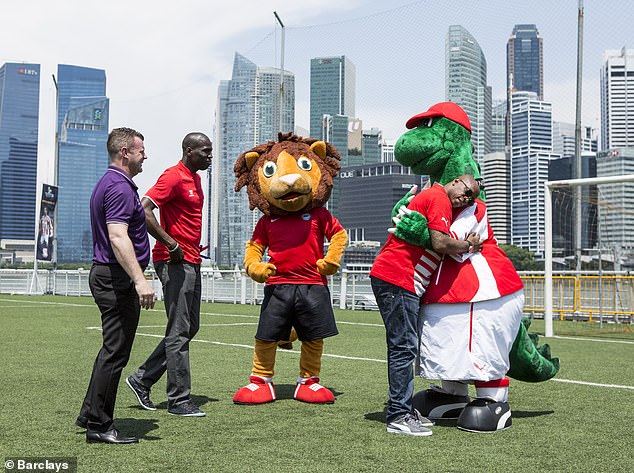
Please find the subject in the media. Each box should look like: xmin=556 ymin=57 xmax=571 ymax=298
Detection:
xmin=405 ymin=101 xmax=472 ymax=133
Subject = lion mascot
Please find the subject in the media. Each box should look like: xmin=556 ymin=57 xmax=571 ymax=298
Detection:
xmin=232 ymin=132 xmax=348 ymax=405
xmin=392 ymin=102 xmax=559 ymax=432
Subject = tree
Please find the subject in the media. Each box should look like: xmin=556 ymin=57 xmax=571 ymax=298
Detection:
xmin=499 ymin=244 xmax=543 ymax=271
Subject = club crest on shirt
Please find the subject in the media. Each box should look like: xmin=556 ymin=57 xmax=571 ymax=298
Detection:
xmin=188 ymin=189 xmax=195 ymax=198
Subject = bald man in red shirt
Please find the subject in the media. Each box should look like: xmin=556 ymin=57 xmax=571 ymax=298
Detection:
xmin=126 ymin=132 xmax=212 ymax=418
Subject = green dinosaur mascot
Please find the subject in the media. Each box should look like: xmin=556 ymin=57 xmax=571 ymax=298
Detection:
xmin=392 ymin=102 xmax=559 ymax=433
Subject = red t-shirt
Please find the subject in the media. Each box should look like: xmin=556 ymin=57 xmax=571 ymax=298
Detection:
xmin=145 ymin=161 xmax=203 ymax=264
xmin=251 ymin=207 xmax=344 ymax=285
xmin=423 ymin=200 xmax=524 ymax=303
xmin=370 ymin=183 xmax=452 ymax=295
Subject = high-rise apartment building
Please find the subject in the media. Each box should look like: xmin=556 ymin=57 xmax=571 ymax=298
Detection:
xmin=309 ymin=56 xmax=355 ymax=140
xmin=213 ymin=53 xmax=294 ymax=266
xmin=482 ymin=152 xmax=510 ymax=244
xmin=446 ymin=25 xmax=492 ymax=162
xmin=507 ymin=24 xmax=543 ymax=99
xmin=548 ymin=153 xmax=598 ymax=255
xmin=0 ymin=63 xmax=40 ymax=244
xmin=509 ymin=92 xmax=560 ymax=256
xmin=361 ymin=128 xmax=382 ymax=166
xmin=552 ymin=122 xmax=598 ymax=158
xmin=506 ymin=25 xmax=543 ymax=149
xmin=55 ymin=65 xmax=109 ymax=263
xmin=595 ymin=148 xmax=634 ymax=252
xmin=491 ymin=100 xmax=507 ymax=153
xmin=600 ymin=48 xmax=634 ymax=150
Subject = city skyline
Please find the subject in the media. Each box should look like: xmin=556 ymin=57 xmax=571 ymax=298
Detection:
xmin=55 ymin=64 xmax=109 ymax=263
xmin=0 ymin=63 xmax=39 ymax=241
xmin=2 ymin=1 xmax=632 ymax=197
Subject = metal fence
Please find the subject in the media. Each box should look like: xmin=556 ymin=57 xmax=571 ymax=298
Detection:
xmin=1 ymin=268 xmax=633 ymax=322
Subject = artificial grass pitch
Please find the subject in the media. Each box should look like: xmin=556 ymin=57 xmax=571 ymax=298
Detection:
xmin=0 ymin=295 xmax=632 ymax=472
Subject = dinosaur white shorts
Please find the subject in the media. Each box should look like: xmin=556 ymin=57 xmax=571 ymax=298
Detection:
xmin=417 ymin=290 xmax=524 ymax=382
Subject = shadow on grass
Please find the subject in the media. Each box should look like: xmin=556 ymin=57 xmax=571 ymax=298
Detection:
xmin=364 ymin=408 xmax=554 ymax=425
xmin=364 ymin=409 xmax=387 ymax=424
xmin=150 ymin=394 xmax=220 ymax=410
xmin=273 ymin=383 xmax=344 ymax=401
xmin=512 ymin=409 xmax=555 ymax=418
xmin=116 ymin=417 xmax=161 ymax=440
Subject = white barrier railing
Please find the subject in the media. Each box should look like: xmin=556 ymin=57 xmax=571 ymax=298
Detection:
xmin=0 ymin=267 xmax=378 ymax=310
xmin=2 ymin=269 xmax=633 ymax=322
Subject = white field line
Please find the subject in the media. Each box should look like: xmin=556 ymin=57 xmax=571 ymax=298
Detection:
xmin=553 ymin=335 xmax=634 ymax=345
xmin=4 ymin=298 xmax=634 ymax=389
xmin=82 ymin=326 xmax=634 ymax=390
xmin=137 ymin=323 xmax=258 ymax=328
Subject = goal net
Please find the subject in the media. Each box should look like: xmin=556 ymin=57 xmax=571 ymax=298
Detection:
xmin=544 ymin=174 xmax=634 ymax=336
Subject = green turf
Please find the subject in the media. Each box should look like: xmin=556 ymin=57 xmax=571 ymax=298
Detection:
xmin=0 ymin=295 xmax=632 ymax=472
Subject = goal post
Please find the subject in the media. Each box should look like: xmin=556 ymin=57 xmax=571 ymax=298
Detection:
xmin=544 ymin=173 xmax=634 ymax=336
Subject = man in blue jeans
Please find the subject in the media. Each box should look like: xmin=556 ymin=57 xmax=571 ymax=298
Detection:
xmin=370 ymin=175 xmax=481 ymax=436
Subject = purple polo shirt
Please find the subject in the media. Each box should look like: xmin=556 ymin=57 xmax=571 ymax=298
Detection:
xmin=90 ymin=166 xmax=150 ymax=269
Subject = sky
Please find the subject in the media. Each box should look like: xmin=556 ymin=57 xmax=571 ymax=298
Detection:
xmin=2 ymin=0 xmax=633 ymax=195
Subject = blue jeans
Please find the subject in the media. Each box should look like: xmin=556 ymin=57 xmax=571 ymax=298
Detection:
xmin=371 ymin=276 xmax=421 ymax=423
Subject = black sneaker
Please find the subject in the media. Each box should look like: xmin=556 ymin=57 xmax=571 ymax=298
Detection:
xmin=125 ymin=376 xmax=157 ymax=411
xmin=168 ymin=400 xmax=206 ymax=417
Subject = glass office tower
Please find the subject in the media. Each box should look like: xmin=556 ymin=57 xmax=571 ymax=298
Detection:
xmin=507 ymin=24 xmax=543 ymax=99
xmin=213 ymin=53 xmax=295 ymax=266
xmin=309 ymin=56 xmax=355 ymax=140
xmin=56 ymin=64 xmax=109 ymax=263
xmin=446 ymin=25 xmax=492 ymax=162
xmin=600 ymin=48 xmax=634 ymax=150
xmin=0 ymin=63 xmax=40 ymax=242
xmin=510 ymin=92 xmax=559 ymax=257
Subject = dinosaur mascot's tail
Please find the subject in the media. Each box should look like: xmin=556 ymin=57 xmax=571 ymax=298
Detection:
xmin=508 ymin=317 xmax=560 ymax=382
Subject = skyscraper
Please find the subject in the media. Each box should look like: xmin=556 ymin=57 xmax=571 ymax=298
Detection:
xmin=595 ymin=148 xmax=634 ymax=253
xmin=445 ymin=25 xmax=492 ymax=162
xmin=0 ymin=63 xmax=40 ymax=243
xmin=491 ymin=99 xmax=507 ymax=153
xmin=213 ymin=53 xmax=294 ymax=266
xmin=309 ymin=56 xmax=355 ymax=140
xmin=361 ymin=128 xmax=382 ymax=166
xmin=507 ymin=24 xmax=544 ymax=99
xmin=482 ymin=152 xmax=510 ymax=245
xmin=56 ymin=64 xmax=109 ymax=263
xmin=600 ymin=48 xmax=634 ymax=150
xmin=509 ymin=92 xmax=559 ymax=256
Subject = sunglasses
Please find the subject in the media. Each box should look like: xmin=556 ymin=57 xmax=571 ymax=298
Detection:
xmin=456 ymin=178 xmax=474 ymax=198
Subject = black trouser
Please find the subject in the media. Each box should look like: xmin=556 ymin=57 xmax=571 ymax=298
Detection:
xmin=78 ymin=264 xmax=140 ymax=432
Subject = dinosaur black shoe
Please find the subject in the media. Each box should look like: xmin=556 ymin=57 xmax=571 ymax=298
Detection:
xmin=456 ymin=398 xmax=512 ymax=433
xmin=412 ymin=388 xmax=470 ymax=420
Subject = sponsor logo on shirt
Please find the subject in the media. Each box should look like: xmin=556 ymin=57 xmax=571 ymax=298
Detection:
xmin=301 ymin=213 xmax=311 ymax=221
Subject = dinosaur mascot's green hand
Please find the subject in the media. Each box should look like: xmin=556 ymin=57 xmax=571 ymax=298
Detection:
xmin=507 ymin=317 xmax=560 ymax=382
xmin=391 ymin=185 xmax=417 ymax=219
xmin=391 ymin=210 xmax=432 ymax=249
xmin=389 ymin=185 xmax=432 ymax=249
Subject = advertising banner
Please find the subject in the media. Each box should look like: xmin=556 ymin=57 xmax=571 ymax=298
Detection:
xmin=36 ymin=184 xmax=58 ymax=261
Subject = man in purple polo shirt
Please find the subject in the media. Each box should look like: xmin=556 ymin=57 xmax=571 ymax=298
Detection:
xmin=76 ymin=127 xmax=156 ymax=445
